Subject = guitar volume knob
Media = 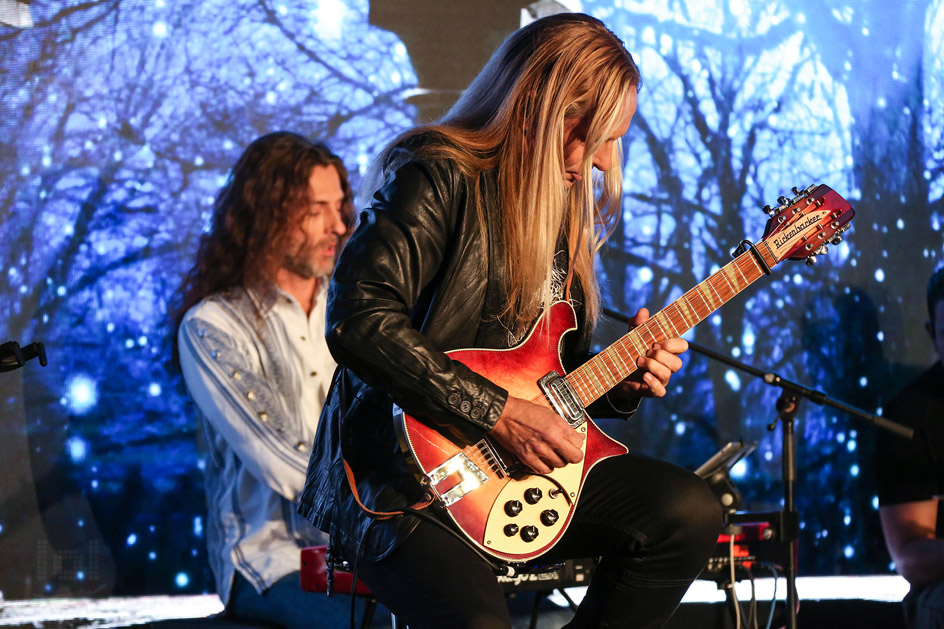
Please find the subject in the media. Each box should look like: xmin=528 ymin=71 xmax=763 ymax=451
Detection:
xmin=540 ymin=509 xmax=559 ymax=526
xmin=504 ymin=500 xmax=523 ymax=517
xmin=504 ymin=523 xmax=519 ymax=537
xmin=524 ymin=488 xmax=543 ymax=504
xmin=520 ymin=526 xmax=539 ymax=542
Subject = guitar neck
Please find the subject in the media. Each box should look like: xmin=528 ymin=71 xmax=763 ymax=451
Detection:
xmin=567 ymin=240 xmax=778 ymax=407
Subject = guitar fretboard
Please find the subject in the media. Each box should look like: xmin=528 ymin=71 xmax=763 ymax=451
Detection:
xmin=567 ymin=241 xmax=778 ymax=406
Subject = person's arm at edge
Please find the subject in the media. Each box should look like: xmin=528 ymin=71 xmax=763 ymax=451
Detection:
xmin=880 ymin=500 xmax=944 ymax=586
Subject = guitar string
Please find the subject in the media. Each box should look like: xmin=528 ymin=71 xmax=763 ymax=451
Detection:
xmin=565 ymin=248 xmax=771 ymax=405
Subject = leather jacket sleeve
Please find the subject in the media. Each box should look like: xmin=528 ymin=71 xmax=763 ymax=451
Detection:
xmin=325 ymin=156 xmax=507 ymax=433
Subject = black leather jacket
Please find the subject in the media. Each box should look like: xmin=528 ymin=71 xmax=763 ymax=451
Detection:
xmin=298 ymin=148 xmax=602 ymax=561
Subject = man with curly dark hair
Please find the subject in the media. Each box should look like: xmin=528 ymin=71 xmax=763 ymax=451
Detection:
xmin=171 ymin=132 xmax=356 ymax=627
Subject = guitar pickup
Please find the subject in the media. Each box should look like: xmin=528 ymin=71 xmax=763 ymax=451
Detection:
xmin=538 ymin=371 xmax=585 ymax=426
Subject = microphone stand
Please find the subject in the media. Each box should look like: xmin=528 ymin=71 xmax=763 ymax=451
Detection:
xmin=602 ymin=308 xmax=912 ymax=629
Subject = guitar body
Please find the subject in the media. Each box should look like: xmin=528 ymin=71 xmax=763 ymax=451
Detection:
xmin=396 ymin=301 xmax=628 ymax=562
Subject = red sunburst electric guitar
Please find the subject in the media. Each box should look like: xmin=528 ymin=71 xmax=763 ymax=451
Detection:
xmin=395 ymin=184 xmax=855 ymax=562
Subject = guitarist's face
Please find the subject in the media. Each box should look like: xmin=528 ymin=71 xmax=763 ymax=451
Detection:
xmin=561 ymin=88 xmax=636 ymax=189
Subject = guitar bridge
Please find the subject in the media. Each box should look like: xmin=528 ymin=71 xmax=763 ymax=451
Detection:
xmin=426 ymin=452 xmax=489 ymax=507
xmin=538 ymin=371 xmax=585 ymax=426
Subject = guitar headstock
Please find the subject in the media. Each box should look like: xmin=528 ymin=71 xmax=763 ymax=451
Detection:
xmin=761 ymin=184 xmax=855 ymax=266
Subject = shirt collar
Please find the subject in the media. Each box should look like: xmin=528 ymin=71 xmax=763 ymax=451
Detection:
xmin=245 ymin=280 xmax=328 ymax=317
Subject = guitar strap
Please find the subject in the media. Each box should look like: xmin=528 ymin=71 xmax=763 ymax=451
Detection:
xmin=342 ymin=458 xmax=434 ymax=520
xmin=321 ymin=360 xmax=434 ymax=522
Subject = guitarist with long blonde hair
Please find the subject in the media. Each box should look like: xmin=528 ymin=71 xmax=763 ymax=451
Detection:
xmin=299 ymin=13 xmax=723 ymax=628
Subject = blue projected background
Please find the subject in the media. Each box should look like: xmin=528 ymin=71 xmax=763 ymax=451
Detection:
xmin=1 ymin=0 xmax=943 ymax=599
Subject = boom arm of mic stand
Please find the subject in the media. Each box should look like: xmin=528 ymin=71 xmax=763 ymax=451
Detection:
xmin=601 ymin=305 xmax=913 ymax=440
xmin=687 ymin=342 xmax=911 ymax=438
xmin=760 ymin=372 xmax=913 ymax=440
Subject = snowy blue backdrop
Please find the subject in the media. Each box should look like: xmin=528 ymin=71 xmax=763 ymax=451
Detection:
xmin=1 ymin=0 xmax=942 ymax=598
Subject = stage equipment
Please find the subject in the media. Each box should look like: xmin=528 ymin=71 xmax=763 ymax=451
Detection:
xmin=695 ymin=440 xmax=757 ymax=513
xmin=300 ymin=545 xmax=594 ymax=629
xmin=0 ymin=340 xmax=46 ymax=372
xmin=601 ymin=309 xmax=913 ymax=629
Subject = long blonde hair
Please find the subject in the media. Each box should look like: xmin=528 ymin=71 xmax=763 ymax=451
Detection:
xmin=365 ymin=13 xmax=639 ymax=336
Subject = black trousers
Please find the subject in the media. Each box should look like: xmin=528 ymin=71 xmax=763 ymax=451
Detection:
xmin=904 ymin=578 xmax=944 ymax=629
xmin=355 ymin=452 xmax=724 ymax=629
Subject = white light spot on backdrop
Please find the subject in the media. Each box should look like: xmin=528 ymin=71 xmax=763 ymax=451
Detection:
xmin=67 ymin=436 xmax=88 ymax=462
xmin=67 ymin=375 xmax=98 ymax=414
xmin=742 ymin=327 xmax=755 ymax=352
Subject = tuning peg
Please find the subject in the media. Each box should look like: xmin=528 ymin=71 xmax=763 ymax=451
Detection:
xmin=830 ymin=236 xmax=843 ymax=245
xmin=814 ymin=245 xmax=828 ymax=256
xmin=806 ymin=255 xmax=818 ymax=266
xmin=762 ymin=204 xmax=776 ymax=217
xmin=792 ymin=187 xmax=801 ymax=196
xmin=778 ymin=196 xmax=789 ymax=206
